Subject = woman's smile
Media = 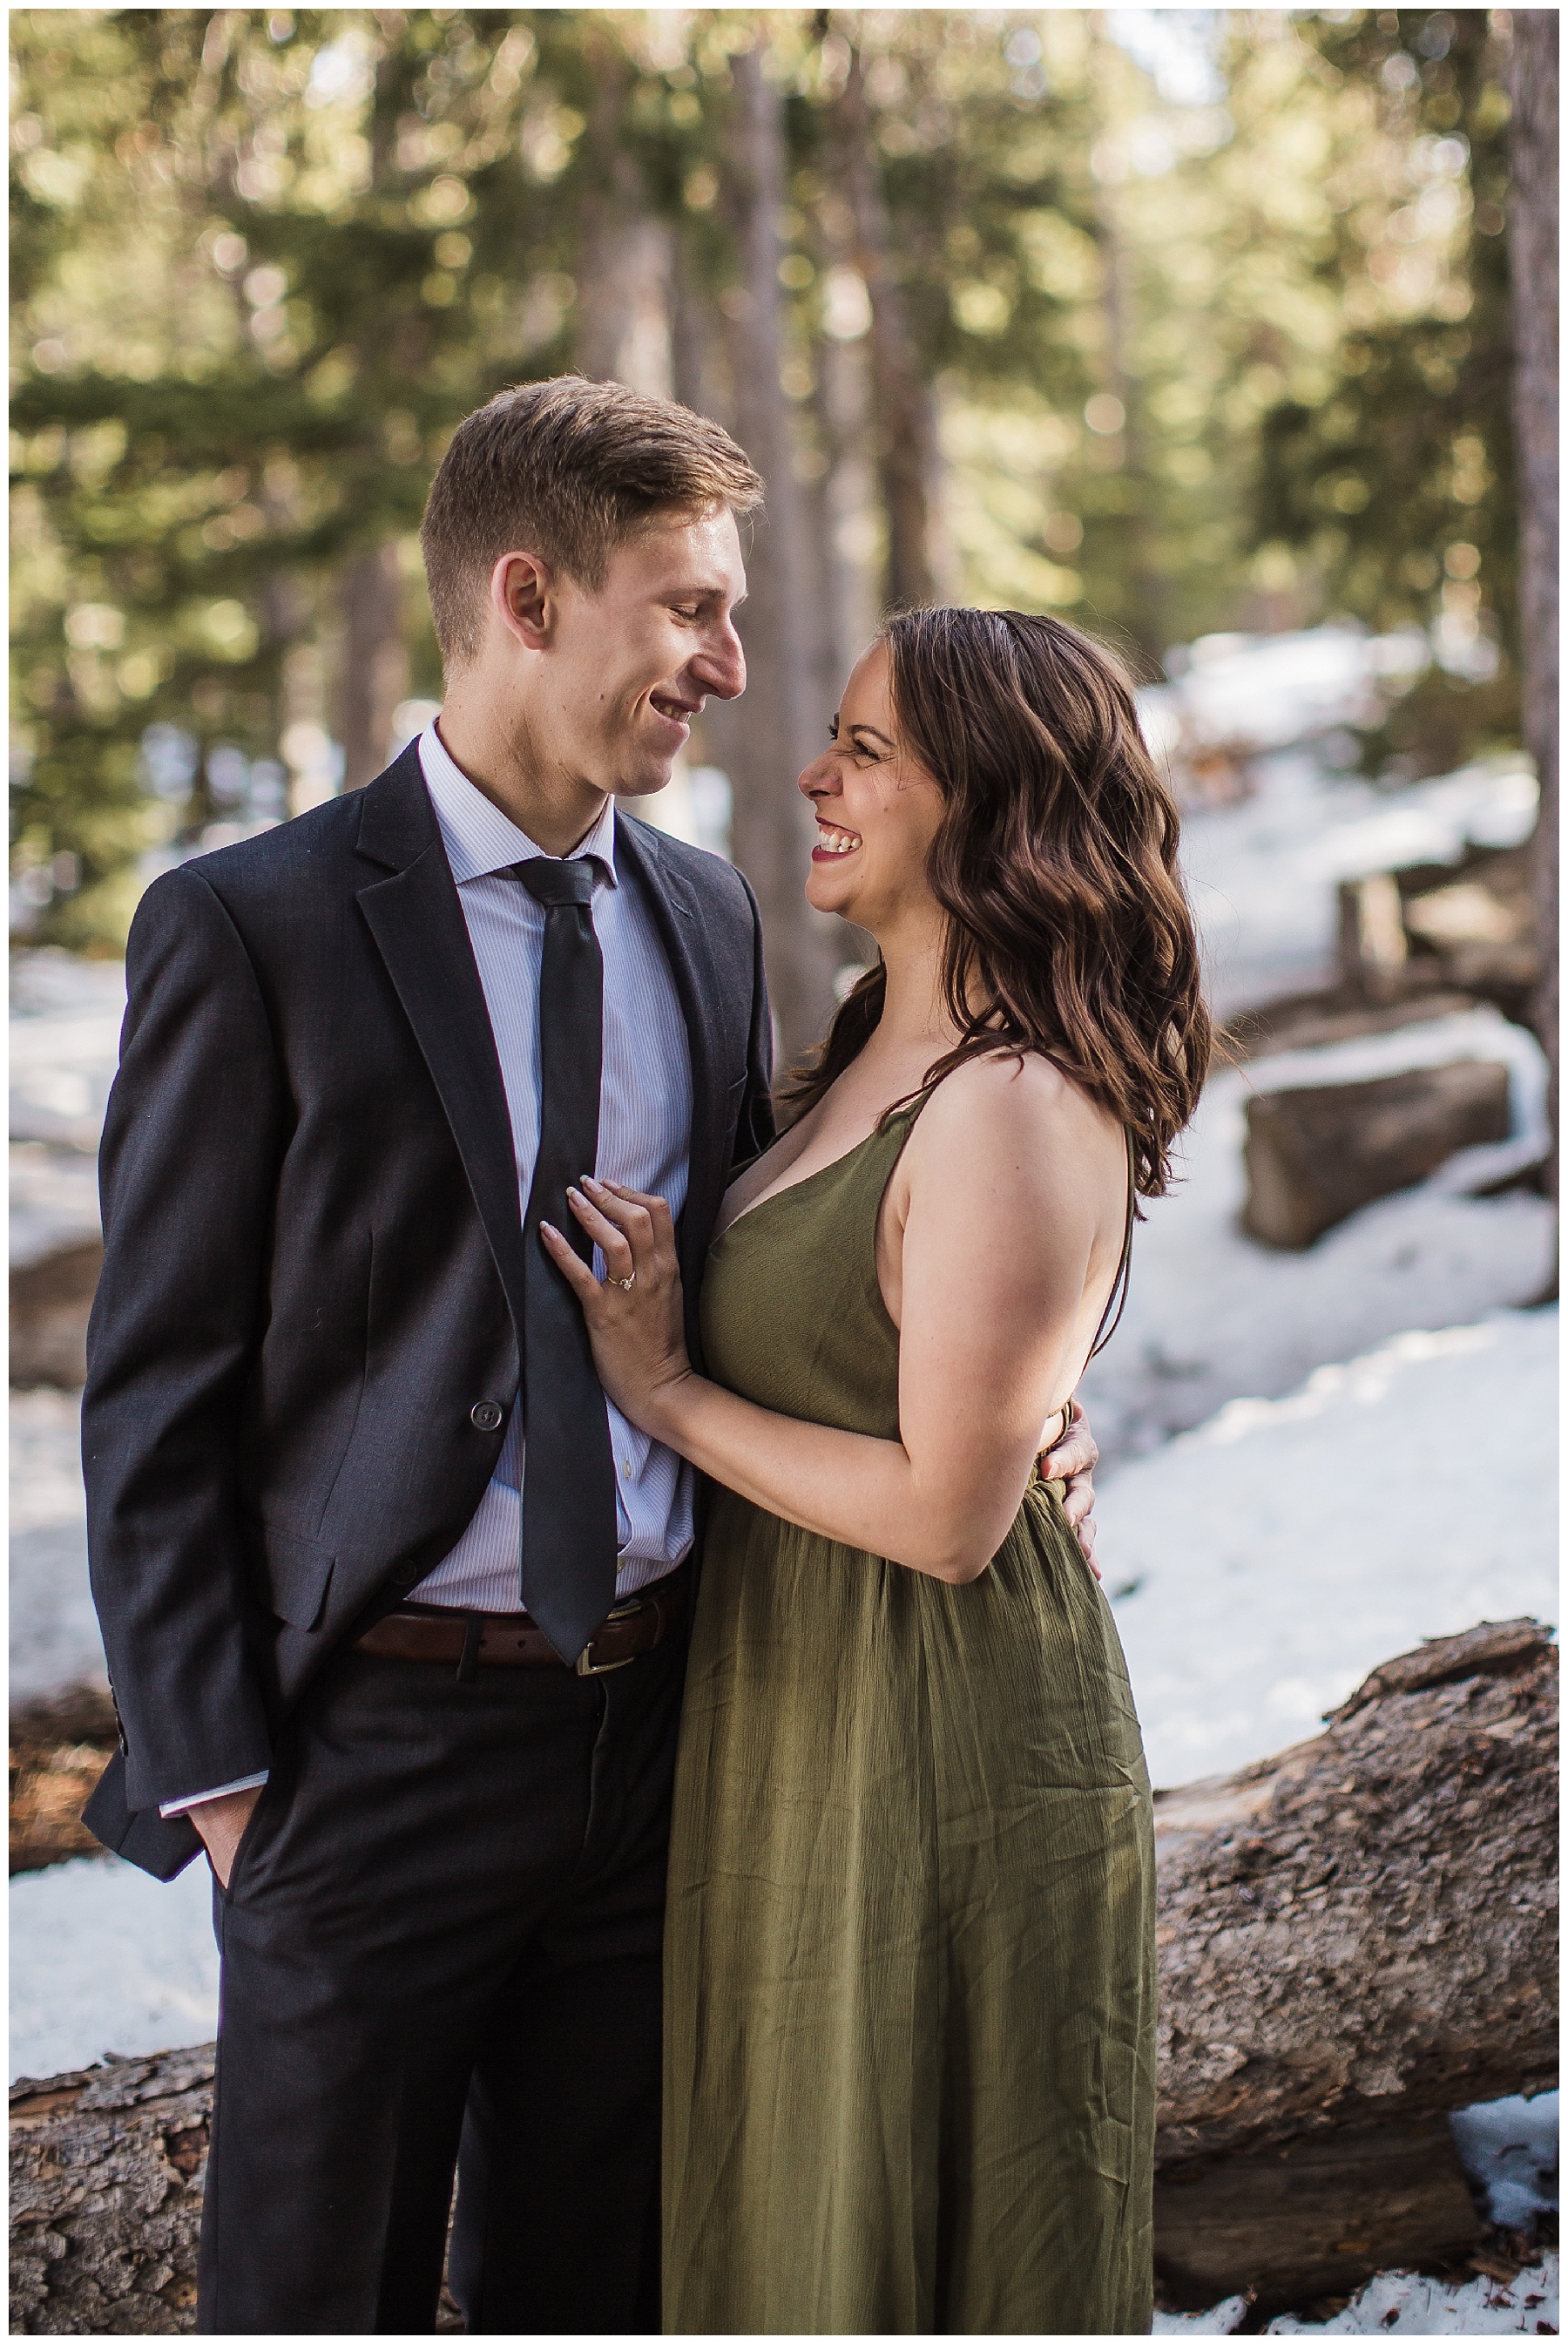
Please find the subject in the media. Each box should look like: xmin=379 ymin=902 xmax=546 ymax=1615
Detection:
xmin=812 ymin=818 xmax=862 ymax=860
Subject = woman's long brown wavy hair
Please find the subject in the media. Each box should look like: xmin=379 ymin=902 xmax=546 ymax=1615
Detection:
xmin=787 ymin=606 xmax=1210 ymax=1201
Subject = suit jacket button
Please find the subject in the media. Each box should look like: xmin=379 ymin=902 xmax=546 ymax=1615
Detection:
xmin=470 ymin=1400 xmax=504 ymax=1432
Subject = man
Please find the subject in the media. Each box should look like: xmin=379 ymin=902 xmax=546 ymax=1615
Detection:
xmin=82 ymin=375 xmax=1102 ymax=2334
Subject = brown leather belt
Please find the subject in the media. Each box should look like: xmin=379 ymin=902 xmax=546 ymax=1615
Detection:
xmin=354 ymin=1570 xmax=688 ymax=1679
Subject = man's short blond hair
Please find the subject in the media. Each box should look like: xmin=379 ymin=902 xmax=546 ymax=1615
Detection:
xmin=419 ymin=376 xmax=764 ymax=665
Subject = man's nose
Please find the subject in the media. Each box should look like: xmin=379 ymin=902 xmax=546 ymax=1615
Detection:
xmin=694 ymin=620 xmax=746 ymax=702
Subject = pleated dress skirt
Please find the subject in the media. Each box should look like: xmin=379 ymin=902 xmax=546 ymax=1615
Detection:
xmin=662 ymin=1106 xmax=1157 ymax=2334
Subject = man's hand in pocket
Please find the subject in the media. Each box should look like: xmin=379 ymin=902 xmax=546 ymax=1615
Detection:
xmin=192 ymin=1785 xmax=264 ymax=1889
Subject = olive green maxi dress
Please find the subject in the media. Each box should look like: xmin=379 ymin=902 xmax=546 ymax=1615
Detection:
xmin=662 ymin=1095 xmax=1157 ymax=2336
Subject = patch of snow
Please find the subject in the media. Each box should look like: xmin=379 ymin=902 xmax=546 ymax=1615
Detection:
xmin=1141 ymin=623 xmax=1432 ymax=769
xmin=10 ymin=1387 xmax=103 ymax=1704
xmin=1104 ymin=1307 xmax=1558 ymax=1789
xmin=10 ymin=1142 xmax=102 ymax=1270
xmin=1263 ymin=2250 xmax=1559 ymax=2333
xmin=10 ymin=1853 xmax=220 ymax=2083
xmin=1451 ymin=2093 xmax=1560 ymax=2231
xmin=1154 ymin=2255 xmax=1561 ymax=2334
xmin=1078 ymin=1010 xmax=1555 ymax=1467
xmin=1155 ymin=2300 xmax=1252 ymax=2335
xmin=10 ymin=948 xmax=125 ymax=1153
xmin=1181 ymin=749 xmax=1537 ymax=1020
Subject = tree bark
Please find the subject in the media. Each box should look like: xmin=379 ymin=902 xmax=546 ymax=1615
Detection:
xmin=12 ymin=1622 xmax=1554 ymax=2331
xmin=575 ymin=41 xmax=673 ymax=396
xmin=1507 ymin=13 xmax=1559 ymax=1218
xmin=670 ymin=223 xmax=722 ymax=422
xmin=1155 ymin=2111 xmax=1484 ymax=2318
xmin=834 ymin=38 xmax=940 ymax=613
xmin=1154 ymin=1617 xmax=1558 ymax=2168
xmin=334 ymin=541 xmax=408 ymax=792
xmin=719 ymin=39 xmax=842 ymax=1071
xmin=10 ymin=2047 xmax=213 ymax=2334
xmin=1087 ymin=26 xmax=1166 ymax=669
xmin=332 ymin=34 xmax=416 ymax=796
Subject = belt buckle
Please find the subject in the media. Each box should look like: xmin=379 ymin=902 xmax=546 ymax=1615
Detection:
xmin=575 ymin=1595 xmax=643 ymax=1677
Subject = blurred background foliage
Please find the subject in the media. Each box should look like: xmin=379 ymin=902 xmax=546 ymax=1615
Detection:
xmin=10 ymin=6 xmax=1525 ymax=975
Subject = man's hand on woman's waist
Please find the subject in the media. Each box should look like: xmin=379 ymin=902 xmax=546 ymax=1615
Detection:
xmin=1042 ymin=1401 xmax=1100 ymax=1578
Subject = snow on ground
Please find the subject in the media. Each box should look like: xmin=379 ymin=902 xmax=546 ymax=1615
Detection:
xmin=1180 ymin=747 xmax=1537 ymax=1020
xmin=1139 ymin=626 xmax=1429 ymax=776
xmin=1078 ymin=1005 xmax=1555 ymax=1467
xmin=1453 ymin=2094 xmax=1563 ymax=2232
xmin=10 ymin=1142 xmax=101 ymax=1270
xmin=10 ymin=1852 xmax=219 ymax=2083
xmin=9 ymin=947 xmax=125 ymax=1155
xmin=10 ymin=1385 xmax=103 ymax=1704
xmin=1104 ymin=1306 xmax=1557 ymax=1789
xmin=1154 ymin=2251 xmax=1559 ymax=2334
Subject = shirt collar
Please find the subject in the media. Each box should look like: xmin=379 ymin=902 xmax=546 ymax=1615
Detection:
xmin=417 ymin=718 xmax=618 ymax=889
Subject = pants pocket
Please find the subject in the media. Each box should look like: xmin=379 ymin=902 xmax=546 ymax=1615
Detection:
xmin=217 ymin=1776 xmax=278 ymax=1908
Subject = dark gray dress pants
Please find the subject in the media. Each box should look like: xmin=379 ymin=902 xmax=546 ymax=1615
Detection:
xmin=196 ymin=1619 xmax=685 ymax=2334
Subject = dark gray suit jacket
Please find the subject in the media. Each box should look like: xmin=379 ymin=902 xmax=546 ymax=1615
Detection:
xmin=81 ymin=743 xmax=774 ymax=1878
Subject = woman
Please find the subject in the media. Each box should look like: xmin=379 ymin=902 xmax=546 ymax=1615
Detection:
xmin=542 ymin=607 xmax=1209 ymax=2334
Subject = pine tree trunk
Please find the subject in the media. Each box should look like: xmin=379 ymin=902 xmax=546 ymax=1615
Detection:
xmin=1088 ymin=29 xmax=1166 ymax=670
xmin=670 ymin=225 xmax=721 ymax=421
xmin=1507 ymin=13 xmax=1559 ymax=1217
xmin=720 ymin=39 xmax=842 ymax=1071
xmin=334 ymin=542 xmax=408 ymax=793
xmin=575 ymin=44 xmax=673 ymax=396
xmin=333 ymin=36 xmax=412 ymax=796
xmin=835 ymin=42 xmax=939 ymax=613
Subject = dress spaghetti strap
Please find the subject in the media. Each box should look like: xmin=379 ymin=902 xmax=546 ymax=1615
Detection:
xmin=1086 ymin=1130 xmax=1137 ymax=1365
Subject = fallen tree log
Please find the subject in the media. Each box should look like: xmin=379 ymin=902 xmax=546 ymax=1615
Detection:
xmin=10 ymin=2046 xmax=212 ymax=2335
xmin=10 ymin=1622 xmax=1557 ymax=2332
xmin=1241 ymin=1059 xmax=1513 ymax=1248
xmin=9 ymin=1237 xmax=101 ymax=1391
xmin=1153 ymin=2111 xmax=1485 ymax=2318
xmin=1154 ymin=1616 xmax=1558 ymax=2166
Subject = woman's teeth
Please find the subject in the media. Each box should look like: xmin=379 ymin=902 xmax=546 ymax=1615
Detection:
xmin=815 ymin=823 xmax=861 ymax=856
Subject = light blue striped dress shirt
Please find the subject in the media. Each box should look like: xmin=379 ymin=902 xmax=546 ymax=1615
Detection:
xmin=416 ymin=719 xmax=697 ymax=1611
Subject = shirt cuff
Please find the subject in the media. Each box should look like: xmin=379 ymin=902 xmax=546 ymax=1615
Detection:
xmin=159 ymin=1771 xmax=270 ymax=1819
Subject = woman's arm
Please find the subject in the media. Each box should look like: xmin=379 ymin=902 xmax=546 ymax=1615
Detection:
xmin=544 ymin=1058 xmax=1121 ymax=1584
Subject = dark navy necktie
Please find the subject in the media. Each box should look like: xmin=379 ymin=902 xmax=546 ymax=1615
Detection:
xmin=507 ymin=856 xmax=618 ymax=1662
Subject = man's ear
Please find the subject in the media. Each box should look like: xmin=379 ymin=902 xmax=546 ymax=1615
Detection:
xmin=490 ymin=550 xmax=553 ymax=651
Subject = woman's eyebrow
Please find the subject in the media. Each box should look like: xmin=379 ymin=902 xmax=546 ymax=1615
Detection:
xmin=847 ymin=722 xmax=894 ymax=748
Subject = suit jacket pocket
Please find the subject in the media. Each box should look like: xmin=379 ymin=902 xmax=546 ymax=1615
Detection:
xmin=243 ymin=1518 xmax=336 ymax=1631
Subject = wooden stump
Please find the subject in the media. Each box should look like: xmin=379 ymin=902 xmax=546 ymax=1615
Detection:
xmin=1241 ymin=1059 xmax=1512 ymax=1247
xmin=10 ymin=1239 xmax=101 ymax=1390
xmin=1335 ymin=845 xmax=1543 ymax=1027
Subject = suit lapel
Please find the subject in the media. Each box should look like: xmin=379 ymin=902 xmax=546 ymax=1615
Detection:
xmin=614 ymin=819 xmax=730 ymax=1316
xmin=354 ymin=749 xmax=528 ymax=1338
